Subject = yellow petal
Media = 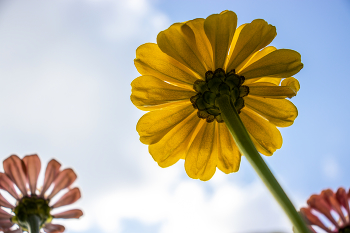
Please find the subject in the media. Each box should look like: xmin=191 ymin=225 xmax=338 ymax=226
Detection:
xmin=239 ymin=49 xmax=303 ymax=79
xmin=225 ymin=24 xmax=246 ymax=71
xmin=204 ymin=10 xmax=237 ymax=69
xmin=226 ymin=19 xmax=276 ymax=72
xmin=185 ymin=122 xmax=217 ymax=181
xmin=250 ymin=134 xmax=274 ymax=156
xmin=247 ymin=82 xmax=297 ymax=99
xmin=135 ymin=43 xmax=199 ymax=89
xmin=236 ymin=46 xmax=277 ymax=73
xmin=244 ymin=77 xmax=281 ymax=86
xmin=137 ymin=102 xmax=195 ymax=145
xmin=281 ymin=77 xmax=300 ymax=94
xmin=240 ymin=108 xmax=282 ymax=156
xmin=184 ymin=18 xmax=214 ymax=71
xmin=157 ymin=23 xmax=207 ymax=77
xmin=244 ymin=96 xmax=298 ymax=127
xmin=217 ymin=122 xmax=241 ymax=173
xmin=131 ymin=75 xmax=196 ymax=110
xmin=149 ymin=111 xmax=201 ymax=168
xmin=256 ymin=77 xmax=282 ymax=85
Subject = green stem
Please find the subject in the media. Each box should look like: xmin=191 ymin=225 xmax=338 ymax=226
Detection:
xmin=26 ymin=214 xmax=41 ymax=233
xmin=216 ymin=94 xmax=309 ymax=233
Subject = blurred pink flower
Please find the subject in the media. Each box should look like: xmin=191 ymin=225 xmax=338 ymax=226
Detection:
xmin=0 ymin=154 xmax=83 ymax=233
xmin=300 ymin=187 xmax=350 ymax=233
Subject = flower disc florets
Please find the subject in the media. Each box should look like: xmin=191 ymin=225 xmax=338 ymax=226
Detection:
xmin=191 ymin=68 xmax=249 ymax=123
xmin=339 ymin=226 xmax=350 ymax=233
xmin=0 ymin=154 xmax=83 ymax=232
xmin=12 ymin=196 xmax=52 ymax=230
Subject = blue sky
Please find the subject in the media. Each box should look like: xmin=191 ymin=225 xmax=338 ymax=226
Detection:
xmin=0 ymin=0 xmax=349 ymax=232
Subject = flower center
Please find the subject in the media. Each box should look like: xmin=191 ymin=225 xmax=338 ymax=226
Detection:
xmin=191 ymin=68 xmax=249 ymax=123
xmin=12 ymin=196 xmax=52 ymax=231
xmin=339 ymin=226 xmax=350 ymax=233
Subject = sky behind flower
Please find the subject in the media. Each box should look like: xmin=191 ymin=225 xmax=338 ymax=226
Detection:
xmin=0 ymin=0 xmax=349 ymax=232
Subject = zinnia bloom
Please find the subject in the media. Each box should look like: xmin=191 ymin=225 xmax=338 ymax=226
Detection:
xmin=131 ymin=10 xmax=303 ymax=181
xmin=0 ymin=154 xmax=83 ymax=233
xmin=300 ymin=187 xmax=350 ymax=233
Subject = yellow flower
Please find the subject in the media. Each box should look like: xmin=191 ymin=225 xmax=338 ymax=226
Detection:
xmin=131 ymin=10 xmax=303 ymax=181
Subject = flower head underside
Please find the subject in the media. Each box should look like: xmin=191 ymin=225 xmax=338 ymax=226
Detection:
xmin=131 ymin=10 xmax=303 ymax=181
xmin=0 ymin=154 xmax=83 ymax=233
xmin=300 ymin=187 xmax=350 ymax=233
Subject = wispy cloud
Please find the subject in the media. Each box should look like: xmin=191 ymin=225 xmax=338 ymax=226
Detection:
xmin=63 ymin=157 xmax=291 ymax=233
xmin=322 ymin=156 xmax=340 ymax=180
xmin=0 ymin=1 xmax=296 ymax=233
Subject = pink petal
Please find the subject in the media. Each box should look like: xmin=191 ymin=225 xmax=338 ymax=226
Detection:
xmin=0 ymin=220 xmax=14 ymax=229
xmin=41 ymin=159 xmax=61 ymax=196
xmin=3 ymin=155 xmax=28 ymax=196
xmin=321 ymin=189 xmax=347 ymax=225
xmin=300 ymin=207 xmax=330 ymax=233
xmin=22 ymin=154 xmax=41 ymax=195
xmin=0 ymin=192 xmax=14 ymax=209
xmin=0 ymin=173 xmax=20 ymax=200
xmin=307 ymin=194 xmax=339 ymax=229
xmin=43 ymin=223 xmax=65 ymax=233
xmin=0 ymin=208 xmax=13 ymax=219
xmin=307 ymin=226 xmax=317 ymax=233
xmin=48 ymin=169 xmax=77 ymax=200
xmin=52 ymin=209 xmax=83 ymax=219
xmin=336 ymin=188 xmax=350 ymax=220
xmin=51 ymin=187 xmax=81 ymax=208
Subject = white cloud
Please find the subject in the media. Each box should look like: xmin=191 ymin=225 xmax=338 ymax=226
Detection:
xmin=85 ymin=0 xmax=169 ymax=41
xmin=78 ymin=159 xmax=291 ymax=233
xmin=0 ymin=1 xmax=295 ymax=233
xmin=0 ymin=0 xmax=169 ymax=146
xmin=322 ymin=157 xmax=340 ymax=180
xmin=0 ymin=63 xmax=102 ymax=146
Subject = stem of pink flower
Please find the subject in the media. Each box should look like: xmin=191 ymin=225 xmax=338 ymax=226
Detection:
xmin=26 ymin=215 xmax=41 ymax=233
xmin=216 ymin=94 xmax=309 ymax=233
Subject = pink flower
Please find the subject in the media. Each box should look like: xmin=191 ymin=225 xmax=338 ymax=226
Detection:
xmin=300 ymin=187 xmax=350 ymax=233
xmin=0 ymin=154 xmax=83 ymax=233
